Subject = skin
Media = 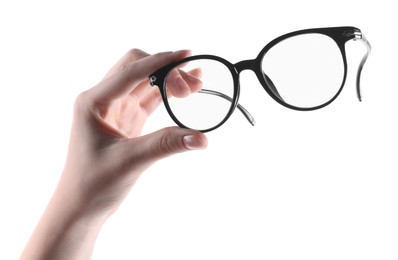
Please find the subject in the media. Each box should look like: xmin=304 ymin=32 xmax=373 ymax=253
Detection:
xmin=20 ymin=49 xmax=207 ymax=260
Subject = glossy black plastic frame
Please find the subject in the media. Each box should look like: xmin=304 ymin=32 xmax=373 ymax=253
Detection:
xmin=149 ymin=26 xmax=371 ymax=132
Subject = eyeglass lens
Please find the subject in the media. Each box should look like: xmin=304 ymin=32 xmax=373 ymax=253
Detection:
xmin=261 ymin=33 xmax=345 ymax=108
xmin=165 ymin=59 xmax=234 ymax=130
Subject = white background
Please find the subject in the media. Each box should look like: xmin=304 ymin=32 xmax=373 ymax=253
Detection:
xmin=1 ymin=0 xmax=397 ymax=259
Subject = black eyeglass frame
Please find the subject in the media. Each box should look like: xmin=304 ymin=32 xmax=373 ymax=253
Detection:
xmin=149 ymin=26 xmax=371 ymax=132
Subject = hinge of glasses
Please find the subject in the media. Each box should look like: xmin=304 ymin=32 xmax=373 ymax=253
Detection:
xmin=149 ymin=76 xmax=157 ymax=86
xmin=343 ymin=30 xmax=363 ymax=40
xmin=352 ymin=31 xmax=363 ymax=41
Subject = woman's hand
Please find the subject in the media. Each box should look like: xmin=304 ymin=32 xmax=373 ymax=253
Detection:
xmin=21 ymin=49 xmax=207 ymax=260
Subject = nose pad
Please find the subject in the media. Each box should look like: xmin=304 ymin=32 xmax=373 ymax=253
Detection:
xmin=263 ymin=73 xmax=284 ymax=102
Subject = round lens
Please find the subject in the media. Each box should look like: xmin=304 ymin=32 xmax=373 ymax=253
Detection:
xmin=164 ymin=58 xmax=235 ymax=131
xmin=261 ymin=33 xmax=345 ymax=109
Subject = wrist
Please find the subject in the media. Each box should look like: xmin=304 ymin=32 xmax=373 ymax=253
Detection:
xmin=53 ymin=172 xmax=113 ymax=229
xmin=20 ymin=175 xmax=108 ymax=260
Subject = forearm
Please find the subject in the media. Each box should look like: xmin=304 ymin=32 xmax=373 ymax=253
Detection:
xmin=20 ymin=178 xmax=107 ymax=260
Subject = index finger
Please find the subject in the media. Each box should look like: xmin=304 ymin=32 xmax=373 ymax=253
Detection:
xmin=89 ymin=50 xmax=191 ymax=105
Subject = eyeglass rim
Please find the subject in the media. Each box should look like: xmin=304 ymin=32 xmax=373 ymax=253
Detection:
xmin=149 ymin=26 xmax=368 ymax=132
xmin=255 ymin=26 xmax=357 ymax=111
xmin=151 ymin=55 xmax=241 ymax=132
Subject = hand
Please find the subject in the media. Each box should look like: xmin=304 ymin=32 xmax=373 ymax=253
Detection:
xmin=65 ymin=49 xmax=207 ymax=217
xmin=21 ymin=49 xmax=207 ymax=260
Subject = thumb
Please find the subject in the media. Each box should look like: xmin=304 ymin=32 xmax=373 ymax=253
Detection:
xmin=126 ymin=127 xmax=208 ymax=166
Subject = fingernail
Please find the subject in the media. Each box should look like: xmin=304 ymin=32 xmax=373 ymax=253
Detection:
xmin=174 ymin=49 xmax=191 ymax=55
xmin=186 ymin=73 xmax=202 ymax=84
xmin=176 ymin=76 xmax=187 ymax=89
xmin=183 ymin=135 xmax=206 ymax=150
xmin=175 ymin=76 xmax=190 ymax=97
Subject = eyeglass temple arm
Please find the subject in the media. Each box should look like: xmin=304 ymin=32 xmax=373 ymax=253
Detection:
xmin=198 ymin=89 xmax=256 ymax=126
xmin=355 ymin=33 xmax=372 ymax=101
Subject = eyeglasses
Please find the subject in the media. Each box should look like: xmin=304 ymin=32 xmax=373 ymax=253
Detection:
xmin=149 ymin=26 xmax=371 ymax=132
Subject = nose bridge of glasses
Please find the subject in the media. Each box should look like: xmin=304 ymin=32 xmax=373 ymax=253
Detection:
xmin=234 ymin=59 xmax=285 ymax=103
xmin=234 ymin=59 xmax=256 ymax=73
